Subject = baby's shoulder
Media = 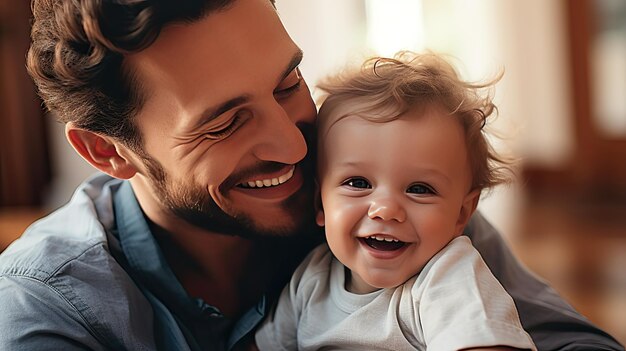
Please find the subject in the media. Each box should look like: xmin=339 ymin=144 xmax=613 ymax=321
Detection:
xmin=291 ymin=243 xmax=334 ymax=285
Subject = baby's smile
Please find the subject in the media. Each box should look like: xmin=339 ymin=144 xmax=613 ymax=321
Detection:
xmin=361 ymin=235 xmax=406 ymax=251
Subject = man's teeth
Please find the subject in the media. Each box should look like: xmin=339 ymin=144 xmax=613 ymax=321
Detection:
xmin=366 ymin=235 xmax=400 ymax=243
xmin=241 ymin=167 xmax=295 ymax=188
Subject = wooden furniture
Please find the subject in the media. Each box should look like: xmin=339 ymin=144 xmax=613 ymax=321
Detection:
xmin=0 ymin=208 xmax=46 ymax=252
xmin=523 ymin=0 xmax=626 ymax=201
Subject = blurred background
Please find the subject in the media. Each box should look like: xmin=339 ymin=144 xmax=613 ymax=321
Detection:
xmin=1 ymin=0 xmax=625 ymax=344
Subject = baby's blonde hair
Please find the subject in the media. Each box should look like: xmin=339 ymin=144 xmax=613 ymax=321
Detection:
xmin=316 ymin=51 xmax=513 ymax=191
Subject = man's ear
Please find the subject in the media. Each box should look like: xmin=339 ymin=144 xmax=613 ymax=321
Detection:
xmin=455 ymin=189 xmax=481 ymax=235
xmin=66 ymin=123 xmax=138 ymax=180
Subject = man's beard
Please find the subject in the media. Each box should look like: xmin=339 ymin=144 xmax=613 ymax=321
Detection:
xmin=140 ymin=155 xmax=317 ymax=240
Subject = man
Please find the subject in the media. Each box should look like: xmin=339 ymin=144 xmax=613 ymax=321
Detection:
xmin=0 ymin=0 xmax=622 ymax=350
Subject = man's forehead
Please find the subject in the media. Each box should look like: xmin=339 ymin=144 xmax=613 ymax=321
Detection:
xmin=126 ymin=0 xmax=294 ymax=90
xmin=125 ymin=0 xmax=300 ymax=124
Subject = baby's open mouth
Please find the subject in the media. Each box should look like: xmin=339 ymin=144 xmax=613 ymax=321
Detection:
xmin=361 ymin=235 xmax=406 ymax=251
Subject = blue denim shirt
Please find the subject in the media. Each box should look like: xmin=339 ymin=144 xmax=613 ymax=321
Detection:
xmin=0 ymin=174 xmax=270 ymax=350
xmin=0 ymin=173 xmax=623 ymax=350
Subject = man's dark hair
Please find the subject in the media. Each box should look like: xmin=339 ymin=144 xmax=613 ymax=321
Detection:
xmin=27 ymin=0 xmax=273 ymax=151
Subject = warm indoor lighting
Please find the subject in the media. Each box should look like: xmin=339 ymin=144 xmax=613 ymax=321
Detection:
xmin=365 ymin=0 xmax=424 ymax=56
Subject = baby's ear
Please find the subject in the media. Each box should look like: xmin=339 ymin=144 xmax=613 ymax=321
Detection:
xmin=455 ymin=189 xmax=481 ymax=235
xmin=314 ymin=180 xmax=325 ymax=227
xmin=316 ymin=209 xmax=325 ymax=227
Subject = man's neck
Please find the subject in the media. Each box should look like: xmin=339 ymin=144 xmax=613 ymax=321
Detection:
xmin=130 ymin=178 xmax=258 ymax=317
xmin=155 ymin=221 xmax=255 ymax=317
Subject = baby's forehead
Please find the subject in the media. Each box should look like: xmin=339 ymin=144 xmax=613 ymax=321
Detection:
xmin=316 ymin=106 xmax=472 ymax=184
xmin=317 ymin=102 xmax=450 ymax=139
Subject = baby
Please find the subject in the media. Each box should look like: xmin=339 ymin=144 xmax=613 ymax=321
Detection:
xmin=255 ymin=52 xmax=536 ymax=350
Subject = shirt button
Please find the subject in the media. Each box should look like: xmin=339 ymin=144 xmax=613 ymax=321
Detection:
xmin=196 ymin=299 xmax=223 ymax=318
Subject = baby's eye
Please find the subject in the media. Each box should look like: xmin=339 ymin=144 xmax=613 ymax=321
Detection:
xmin=407 ymin=183 xmax=435 ymax=195
xmin=342 ymin=177 xmax=371 ymax=189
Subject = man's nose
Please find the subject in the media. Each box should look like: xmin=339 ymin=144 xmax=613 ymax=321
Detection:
xmin=367 ymin=194 xmax=407 ymax=223
xmin=252 ymin=99 xmax=309 ymax=165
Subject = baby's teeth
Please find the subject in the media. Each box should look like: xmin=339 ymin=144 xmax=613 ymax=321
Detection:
xmin=255 ymin=180 xmax=264 ymax=187
xmin=247 ymin=181 xmax=256 ymax=188
xmin=271 ymin=178 xmax=279 ymax=186
xmin=263 ymin=179 xmax=272 ymax=187
xmin=367 ymin=235 xmax=399 ymax=243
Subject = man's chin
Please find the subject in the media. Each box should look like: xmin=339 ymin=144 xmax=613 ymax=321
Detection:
xmin=231 ymin=200 xmax=317 ymax=239
xmin=233 ymin=182 xmax=316 ymax=238
xmin=246 ymin=212 xmax=314 ymax=238
xmin=172 ymin=202 xmax=315 ymax=240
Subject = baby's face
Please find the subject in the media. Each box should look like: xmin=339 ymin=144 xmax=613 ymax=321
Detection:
xmin=316 ymin=105 xmax=479 ymax=293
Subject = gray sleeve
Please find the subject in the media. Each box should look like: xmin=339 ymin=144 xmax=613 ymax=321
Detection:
xmin=255 ymin=244 xmax=332 ymax=351
xmin=0 ymin=275 xmax=106 ymax=351
xmin=255 ymin=283 xmax=299 ymax=351
xmin=465 ymin=211 xmax=624 ymax=351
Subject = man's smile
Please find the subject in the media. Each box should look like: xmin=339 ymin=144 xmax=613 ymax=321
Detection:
xmin=238 ymin=165 xmax=295 ymax=188
xmin=231 ymin=165 xmax=304 ymax=201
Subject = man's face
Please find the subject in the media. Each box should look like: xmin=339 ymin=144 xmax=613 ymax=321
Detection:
xmin=126 ymin=0 xmax=317 ymax=238
xmin=317 ymin=106 xmax=476 ymax=293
